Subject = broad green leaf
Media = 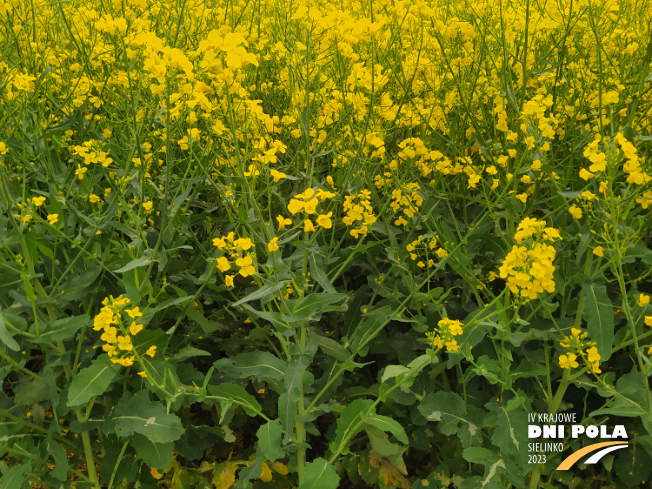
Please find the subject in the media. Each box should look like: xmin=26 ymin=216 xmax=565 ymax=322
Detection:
xmin=207 ymin=383 xmax=262 ymax=417
xmin=278 ymin=358 xmax=308 ymax=433
xmin=187 ymin=308 xmax=221 ymax=334
xmin=67 ymin=355 xmax=120 ymax=407
xmin=418 ymin=391 xmax=467 ymax=435
xmin=365 ymin=425 xmax=404 ymax=461
xmin=583 ymin=281 xmax=614 ymax=361
xmin=311 ymin=332 xmax=350 ymax=362
xmin=484 ymin=402 xmax=528 ymax=469
xmin=349 ymin=305 xmax=393 ymax=356
xmin=176 ymin=425 xmax=223 ymax=460
xmin=299 ymin=457 xmax=340 ymax=489
xmin=381 ymin=365 xmax=410 ymax=383
xmin=231 ymin=281 xmax=289 ymax=307
xmin=132 ymin=434 xmax=174 ymax=470
xmin=143 ymin=296 xmax=192 ymax=323
xmin=281 ymin=293 xmax=347 ymax=323
xmin=0 ymin=461 xmax=31 ymax=489
xmin=14 ymin=378 xmax=48 ymax=405
xmin=173 ymin=346 xmax=211 ymax=361
xmin=108 ymin=391 xmax=183 ymax=443
xmin=58 ymin=266 xmax=102 ymax=300
xmin=132 ymin=329 xmax=167 ymax=357
xmin=614 ymin=443 xmax=652 ymax=485
xmin=236 ymin=457 xmax=262 ymax=488
xmin=462 ymin=447 xmax=499 ymax=465
xmin=213 ymin=351 xmax=287 ymax=386
xmin=240 ymin=304 xmax=292 ymax=331
xmin=308 ymin=250 xmax=337 ymax=294
xmin=114 ymin=253 xmax=158 ymax=273
xmin=256 ymin=420 xmax=284 ymax=462
xmin=47 ymin=440 xmax=69 ymax=481
xmin=364 ymin=414 xmax=408 ymax=444
xmin=419 ymin=391 xmax=481 ymax=448
xmin=591 ymin=371 xmax=648 ymax=417
xmin=329 ymin=399 xmax=373 ymax=455
xmin=0 ymin=306 xmax=19 ymax=351
xmin=31 ymin=314 xmax=89 ymax=344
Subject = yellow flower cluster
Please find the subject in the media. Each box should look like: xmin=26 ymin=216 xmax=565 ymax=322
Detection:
xmin=426 ymin=318 xmax=464 ymax=352
xmin=93 ymin=296 xmax=156 ymax=370
xmin=72 ymin=140 xmax=113 ymax=168
xmin=615 ymin=133 xmax=649 ymax=185
xmin=286 ymin=188 xmax=336 ymax=233
xmin=559 ymin=328 xmax=601 ymax=374
xmin=406 ymin=235 xmax=447 ymax=269
xmin=390 ymin=183 xmax=422 ymax=227
xmin=499 ymin=218 xmax=561 ymax=300
xmin=342 ymin=189 xmax=376 ymax=238
xmin=213 ymin=233 xmax=256 ymax=286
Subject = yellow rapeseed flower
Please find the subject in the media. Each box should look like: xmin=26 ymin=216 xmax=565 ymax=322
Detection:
xmin=268 ymin=237 xmax=279 ymax=252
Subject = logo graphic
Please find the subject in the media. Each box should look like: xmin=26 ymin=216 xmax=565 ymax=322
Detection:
xmin=556 ymin=441 xmax=629 ymax=470
xmin=527 ymin=413 xmax=629 ymax=468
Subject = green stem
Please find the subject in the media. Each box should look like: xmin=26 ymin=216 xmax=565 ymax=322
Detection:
xmin=529 ymin=368 xmax=571 ymax=489
xmin=107 ymin=441 xmax=129 ymax=489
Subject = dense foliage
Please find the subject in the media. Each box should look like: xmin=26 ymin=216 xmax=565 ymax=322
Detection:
xmin=1 ymin=0 xmax=652 ymax=488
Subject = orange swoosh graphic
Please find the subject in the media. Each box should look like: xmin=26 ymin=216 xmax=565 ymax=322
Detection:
xmin=556 ymin=441 xmax=628 ymax=470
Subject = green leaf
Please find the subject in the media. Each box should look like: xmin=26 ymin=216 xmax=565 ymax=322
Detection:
xmin=132 ymin=434 xmax=174 ymax=470
xmin=256 ymin=419 xmax=284 ymax=462
xmin=418 ymin=391 xmax=467 ymax=435
xmin=422 ymin=391 xmax=481 ymax=448
xmin=485 ymin=402 xmax=528 ymax=469
xmin=330 ymin=399 xmax=373 ymax=456
xmin=311 ymin=332 xmax=350 ymax=361
xmin=365 ymin=414 xmax=408 ymax=444
xmin=240 ymin=304 xmax=292 ymax=331
xmin=114 ymin=252 xmax=158 ymax=273
xmin=0 ymin=306 xmax=19 ymax=351
xmin=207 ymin=383 xmax=262 ymax=417
xmin=364 ymin=425 xmax=409 ymax=476
xmin=299 ymin=457 xmax=340 ymax=489
xmin=349 ymin=305 xmax=393 ymax=356
xmin=308 ymin=249 xmax=337 ymax=294
xmin=46 ymin=440 xmax=69 ymax=481
xmin=67 ymin=355 xmax=120 ymax=407
xmin=31 ymin=314 xmax=89 ymax=344
xmin=143 ymin=296 xmax=192 ymax=323
xmin=187 ymin=308 xmax=221 ymax=334
xmin=0 ymin=461 xmax=31 ymax=489
xmin=583 ymin=281 xmax=614 ymax=361
xmin=278 ymin=357 xmax=308 ymax=433
xmin=381 ymin=365 xmax=410 ymax=383
xmin=108 ymin=391 xmax=183 ymax=443
xmin=231 ymin=281 xmax=289 ymax=307
xmin=236 ymin=457 xmax=262 ymax=489
xmin=213 ymin=351 xmax=287 ymax=387
xmin=614 ymin=443 xmax=652 ymax=486
xmin=173 ymin=346 xmax=211 ymax=361
xmin=591 ymin=371 xmax=648 ymax=417
xmin=462 ymin=447 xmax=499 ymax=465
xmin=281 ymin=293 xmax=347 ymax=323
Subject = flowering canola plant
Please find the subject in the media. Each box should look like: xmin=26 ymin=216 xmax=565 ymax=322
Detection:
xmin=2 ymin=0 xmax=652 ymax=487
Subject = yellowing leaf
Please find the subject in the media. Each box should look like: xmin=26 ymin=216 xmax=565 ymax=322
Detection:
xmin=369 ymin=451 xmax=410 ymax=489
xmin=213 ymin=462 xmax=238 ymax=489
xmin=272 ymin=461 xmax=289 ymax=475
xmin=260 ymin=462 xmax=273 ymax=482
